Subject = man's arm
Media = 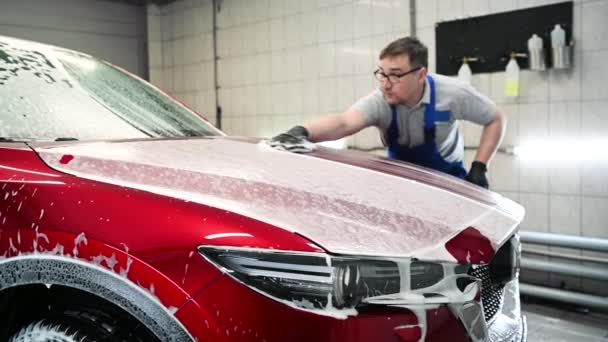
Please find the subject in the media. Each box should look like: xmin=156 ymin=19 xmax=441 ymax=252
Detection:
xmin=474 ymin=108 xmax=506 ymax=165
xmin=302 ymin=110 xmax=369 ymax=143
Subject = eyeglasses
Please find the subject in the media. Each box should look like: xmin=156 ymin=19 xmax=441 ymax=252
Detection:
xmin=373 ymin=66 xmax=423 ymax=83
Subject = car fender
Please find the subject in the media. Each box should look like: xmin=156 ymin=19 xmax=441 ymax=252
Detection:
xmin=0 ymin=228 xmax=200 ymax=341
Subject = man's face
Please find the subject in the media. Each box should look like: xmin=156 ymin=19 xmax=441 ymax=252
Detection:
xmin=377 ymin=54 xmax=426 ymax=106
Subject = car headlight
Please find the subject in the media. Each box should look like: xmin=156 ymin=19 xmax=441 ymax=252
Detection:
xmin=198 ymin=246 xmax=476 ymax=311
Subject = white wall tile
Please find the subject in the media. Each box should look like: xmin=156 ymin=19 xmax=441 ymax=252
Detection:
xmin=353 ymin=2 xmax=373 ymax=38
xmin=581 ymin=0 xmax=608 ymax=51
xmin=301 ymin=46 xmax=320 ymax=80
xmin=270 ymin=52 xmax=287 ymax=83
xmin=149 ymin=41 xmax=163 ymax=68
xmin=548 ymin=53 xmax=581 ymax=102
xmin=582 ymin=197 xmax=608 ymax=239
xmin=149 ymin=67 xmax=164 ymax=88
xmin=489 ymin=153 xmax=520 ymax=192
xmin=285 ymin=14 xmax=302 ymax=49
xmin=519 ymin=193 xmax=549 ymax=231
xmin=519 ymin=162 xmax=548 ymax=193
xmin=518 ymin=103 xmax=548 ymax=141
xmin=489 ymin=71 xmax=510 ymax=105
xmin=415 ymin=0 xmax=437 ymax=29
xmin=284 ymin=0 xmax=301 ymax=16
xmin=416 ymin=27 xmax=435 ymax=72
xmin=372 ymin=0 xmax=394 ymax=35
xmin=335 ymin=40 xmax=355 ymax=76
xmin=300 ymin=12 xmax=318 ymax=46
xmin=271 ymin=83 xmax=287 ymax=114
xmin=549 ymin=195 xmax=581 ymax=235
xmin=489 ymin=0 xmax=519 ymax=14
xmin=255 ymin=22 xmax=271 ymax=53
xmin=352 ymin=37 xmax=375 ymax=75
xmin=391 ymin=0 xmax=410 ymax=35
xmin=335 ymin=2 xmax=354 ymax=41
xmin=269 ymin=0 xmax=286 ymax=18
xmin=581 ymin=50 xmax=608 ymax=100
xmin=463 ymin=0 xmax=490 ymax=17
xmin=437 ymin=0 xmax=464 ymax=22
xmin=257 ymin=84 xmax=272 ymax=115
xmin=519 ymin=70 xmax=549 ymax=104
xmin=300 ymin=0 xmax=318 ymax=12
xmin=302 ymin=80 xmax=320 ymax=115
xmin=317 ymin=6 xmax=336 ymax=44
xmin=519 ymin=0 xmax=567 ymax=9
xmin=580 ymin=163 xmax=608 ymax=197
xmin=548 ymin=163 xmax=580 ymax=195
xmin=173 ymin=65 xmax=185 ymax=92
xmin=548 ymin=102 xmax=580 ymax=138
xmin=336 ymin=76 xmax=356 ymax=111
xmin=319 ymin=42 xmax=337 ymax=77
xmin=580 ymin=101 xmax=608 ymax=138
xmin=163 ymin=67 xmax=174 ymax=91
xmin=286 ymin=82 xmax=303 ymax=114
xmin=269 ymin=18 xmax=285 ymax=51
xmin=318 ymin=78 xmax=337 ymax=113
xmin=285 ymin=50 xmax=303 ymax=81
xmin=161 ymin=13 xmax=174 ymax=41
xmin=173 ymin=39 xmax=185 ymax=66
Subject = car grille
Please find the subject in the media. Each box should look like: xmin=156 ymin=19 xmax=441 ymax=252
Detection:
xmin=469 ymin=264 xmax=504 ymax=322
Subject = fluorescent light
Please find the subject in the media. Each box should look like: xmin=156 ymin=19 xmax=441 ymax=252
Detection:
xmin=513 ymin=139 xmax=608 ymax=162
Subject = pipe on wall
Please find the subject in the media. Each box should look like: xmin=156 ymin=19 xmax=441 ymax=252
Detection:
xmin=520 ymin=283 xmax=608 ymax=312
xmin=520 ymin=231 xmax=608 ymax=253
xmin=521 ymin=257 xmax=608 ymax=282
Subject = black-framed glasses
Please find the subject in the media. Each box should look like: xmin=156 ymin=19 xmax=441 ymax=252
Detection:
xmin=374 ymin=66 xmax=423 ymax=83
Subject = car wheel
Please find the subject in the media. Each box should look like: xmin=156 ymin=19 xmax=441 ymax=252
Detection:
xmin=9 ymin=307 xmax=156 ymax=342
xmin=8 ymin=317 xmax=103 ymax=342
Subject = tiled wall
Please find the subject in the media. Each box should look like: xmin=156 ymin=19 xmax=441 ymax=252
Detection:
xmin=1 ymin=0 xmax=147 ymax=76
xmin=148 ymin=0 xmax=217 ymax=125
xmin=416 ymin=0 xmax=608 ymax=295
xmin=148 ymin=0 xmax=411 ymax=148
xmin=148 ymin=0 xmax=608 ymax=294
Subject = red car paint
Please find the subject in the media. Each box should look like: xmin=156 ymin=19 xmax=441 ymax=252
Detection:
xmin=1 ymin=140 xmax=516 ymax=341
xmin=0 ymin=145 xmax=473 ymax=341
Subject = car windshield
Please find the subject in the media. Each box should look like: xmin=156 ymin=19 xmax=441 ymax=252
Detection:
xmin=0 ymin=38 xmax=220 ymax=142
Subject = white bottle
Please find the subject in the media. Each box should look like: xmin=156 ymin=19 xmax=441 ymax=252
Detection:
xmin=527 ymin=34 xmax=545 ymax=70
xmin=457 ymin=57 xmax=472 ymax=85
xmin=504 ymin=53 xmax=519 ymax=97
xmin=551 ymin=24 xmax=565 ymax=48
xmin=551 ymin=24 xmax=571 ymax=69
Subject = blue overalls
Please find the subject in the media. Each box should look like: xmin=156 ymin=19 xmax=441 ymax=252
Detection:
xmin=386 ymin=75 xmax=467 ymax=179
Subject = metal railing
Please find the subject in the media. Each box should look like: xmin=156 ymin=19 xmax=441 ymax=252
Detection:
xmin=519 ymin=230 xmax=608 ymax=312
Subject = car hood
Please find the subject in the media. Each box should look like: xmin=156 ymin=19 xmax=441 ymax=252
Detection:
xmin=32 ymin=137 xmax=524 ymax=262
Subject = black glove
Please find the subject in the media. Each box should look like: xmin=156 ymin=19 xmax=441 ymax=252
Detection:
xmin=268 ymin=126 xmax=315 ymax=153
xmin=271 ymin=125 xmax=309 ymax=143
xmin=465 ymin=161 xmax=489 ymax=189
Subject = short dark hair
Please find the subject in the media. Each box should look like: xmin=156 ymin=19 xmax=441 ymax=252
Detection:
xmin=379 ymin=37 xmax=428 ymax=68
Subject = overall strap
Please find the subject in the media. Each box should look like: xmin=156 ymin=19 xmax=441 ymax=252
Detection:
xmin=387 ymin=104 xmax=399 ymax=146
xmin=424 ymin=75 xmax=451 ymax=129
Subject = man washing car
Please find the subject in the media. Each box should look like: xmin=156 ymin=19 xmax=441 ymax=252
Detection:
xmin=269 ymin=37 xmax=505 ymax=189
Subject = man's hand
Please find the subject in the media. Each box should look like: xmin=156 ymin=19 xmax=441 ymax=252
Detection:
xmin=465 ymin=161 xmax=489 ymax=189
xmin=267 ymin=126 xmax=316 ymax=153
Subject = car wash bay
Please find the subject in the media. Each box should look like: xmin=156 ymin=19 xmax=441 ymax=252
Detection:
xmin=2 ymin=0 xmax=607 ymax=341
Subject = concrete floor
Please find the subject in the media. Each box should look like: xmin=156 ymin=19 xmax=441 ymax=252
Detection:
xmin=523 ymin=301 xmax=608 ymax=341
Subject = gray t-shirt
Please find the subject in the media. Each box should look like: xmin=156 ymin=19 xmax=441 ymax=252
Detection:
xmin=351 ymin=73 xmax=497 ymax=163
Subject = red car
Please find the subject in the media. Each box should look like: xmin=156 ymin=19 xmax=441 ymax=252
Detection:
xmin=0 ymin=35 xmax=526 ymax=342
